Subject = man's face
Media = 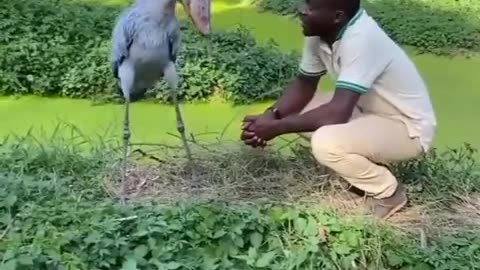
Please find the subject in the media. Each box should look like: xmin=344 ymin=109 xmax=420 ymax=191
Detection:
xmin=298 ymin=0 xmax=339 ymax=37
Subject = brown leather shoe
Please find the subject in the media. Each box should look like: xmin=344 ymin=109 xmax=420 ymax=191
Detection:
xmin=366 ymin=184 xmax=408 ymax=220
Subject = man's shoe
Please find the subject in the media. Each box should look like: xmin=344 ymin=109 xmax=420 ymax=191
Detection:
xmin=366 ymin=184 xmax=408 ymax=220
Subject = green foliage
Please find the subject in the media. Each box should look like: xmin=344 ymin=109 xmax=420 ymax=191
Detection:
xmin=421 ymin=232 xmax=480 ymax=270
xmin=389 ymin=143 xmax=480 ymax=205
xmin=254 ymin=0 xmax=480 ymax=56
xmin=0 ymin=130 xmax=479 ymax=269
xmin=0 ymin=0 xmax=298 ymax=104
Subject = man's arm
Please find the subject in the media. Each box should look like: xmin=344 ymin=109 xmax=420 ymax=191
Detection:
xmin=275 ymin=88 xmax=360 ymax=134
xmin=268 ymin=73 xmax=322 ymax=118
xmin=274 ymin=33 xmax=392 ymax=135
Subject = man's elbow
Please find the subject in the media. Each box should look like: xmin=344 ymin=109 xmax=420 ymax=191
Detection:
xmin=322 ymin=105 xmax=355 ymax=125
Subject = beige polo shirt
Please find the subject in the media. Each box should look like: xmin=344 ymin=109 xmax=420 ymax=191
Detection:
xmin=298 ymin=8 xmax=437 ymax=152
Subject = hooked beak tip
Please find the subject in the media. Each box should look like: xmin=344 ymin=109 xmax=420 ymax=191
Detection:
xmin=193 ymin=18 xmax=211 ymax=35
xmin=200 ymin=25 xmax=211 ymax=35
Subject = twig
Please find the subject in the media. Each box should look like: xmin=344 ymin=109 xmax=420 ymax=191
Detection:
xmin=132 ymin=148 xmax=165 ymax=164
xmin=129 ymin=142 xmax=182 ymax=149
xmin=419 ymin=228 xmax=427 ymax=248
xmin=0 ymin=218 xmax=14 ymax=241
xmin=115 ymin=216 xmax=138 ymax=222
xmin=219 ymin=113 xmax=241 ymax=140
xmin=166 ymin=132 xmax=212 ymax=152
xmin=140 ymin=176 xmax=157 ymax=190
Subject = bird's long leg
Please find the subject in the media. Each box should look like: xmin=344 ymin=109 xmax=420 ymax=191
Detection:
xmin=171 ymin=89 xmax=194 ymax=169
xmin=121 ymin=96 xmax=131 ymax=204
xmin=164 ymin=62 xmax=198 ymax=186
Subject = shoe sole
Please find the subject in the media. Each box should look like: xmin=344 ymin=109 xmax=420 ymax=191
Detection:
xmin=380 ymin=197 xmax=408 ymax=220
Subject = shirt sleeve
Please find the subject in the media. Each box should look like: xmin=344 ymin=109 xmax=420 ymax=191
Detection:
xmin=335 ymin=34 xmax=392 ymax=94
xmin=298 ymin=37 xmax=327 ymax=77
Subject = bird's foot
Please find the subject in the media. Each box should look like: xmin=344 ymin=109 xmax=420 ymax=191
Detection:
xmin=176 ymin=121 xmax=200 ymax=191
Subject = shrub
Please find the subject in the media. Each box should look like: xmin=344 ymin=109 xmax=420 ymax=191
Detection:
xmin=0 ymin=0 xmax=299 ymax=104
xmin=254 ymin=0 xmax=480 ymax=56
xmin=389 ymin=143 xmax=480 ymax=205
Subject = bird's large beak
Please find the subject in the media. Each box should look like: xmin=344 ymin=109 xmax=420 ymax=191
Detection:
xmin=183 ymin=0 xmax=211 ymax=35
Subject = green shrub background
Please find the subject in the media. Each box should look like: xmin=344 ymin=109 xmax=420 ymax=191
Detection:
xmin=1 ymin=0 xmax=479 ymax=104
xmin=255 ymin=0 xmax=480 ymax=56
xmin=0 ymin=0 xmax=298 ymax=104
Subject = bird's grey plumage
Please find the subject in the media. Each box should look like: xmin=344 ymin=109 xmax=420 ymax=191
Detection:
xmin=111 ymin=0 xmax=181 ymax=100
xmin=111 ymin=0 xmax=196 ymax=203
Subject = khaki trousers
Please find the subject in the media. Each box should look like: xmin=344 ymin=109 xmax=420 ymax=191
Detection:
xmin=299 ymin=91 xmax=423 ymax=199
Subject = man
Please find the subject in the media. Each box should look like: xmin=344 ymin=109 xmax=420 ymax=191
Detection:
xmin=241 ymin=0 xmax=437 ymax=219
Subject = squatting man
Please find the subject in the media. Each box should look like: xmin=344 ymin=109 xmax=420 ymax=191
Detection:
xmin=240 ymin=0 xmax=437 ymax=219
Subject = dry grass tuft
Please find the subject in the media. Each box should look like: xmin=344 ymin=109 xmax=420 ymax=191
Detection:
xmin=102 ymin=140 xmax=479 ymax=237
xmin=447 ymin=194 xmax=480 ymax=231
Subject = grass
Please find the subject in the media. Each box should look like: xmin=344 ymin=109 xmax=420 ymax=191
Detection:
xmin=1 ymin=0 xmax=480 ymax=154
xmin=0 ymin=126 xmax=479 ymax=269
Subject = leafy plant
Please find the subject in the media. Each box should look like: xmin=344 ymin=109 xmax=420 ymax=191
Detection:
xmin=0 ymin=129 xmax=479 ymax=269
xmin=389 ymin=143 xmax=480 ymax=205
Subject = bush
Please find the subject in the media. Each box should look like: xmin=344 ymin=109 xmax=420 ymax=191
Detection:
xmin=254 ymin=0 xmax=480 ymax=56
xmin=0 ymin=0 xmax=299 ymax=104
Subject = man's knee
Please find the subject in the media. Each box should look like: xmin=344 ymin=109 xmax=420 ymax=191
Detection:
xmin=310 ymin=125 xmax=347 ymax=164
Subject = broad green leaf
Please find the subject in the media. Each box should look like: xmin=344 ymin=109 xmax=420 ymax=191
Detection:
xmin=255 ymin=251 xmax=277 ymax=268
xmin=344 ymin=231 xmax=360 ymax=247
xmin=4 ymin=195 xmax=17 ymax=207
xmin=233 ymin=235 xmax=244 ymax=248
xmin=134 ymin=245 xmax=149 ymax=259
xmin=164 ymin=262 xmax=182 ymax=269
xmin=84 ymin=231 xmax=101 ymax=244
xmin=248 ymin=247 xmax=257 ymax=259
xmin=122 ymin=257 xmax=137 ymax=270
xmin=333 ymin=242 xmax=352 ymax=255
xmin=250 ymin=232 xmax=263 ymax=248
xmin=386 ymin=251 xmax=405 ymax=267
xmin=2 ymin=249 xmax=15 ymax=261
xmin=304 ymin=216 xmax=318 ymax=236
xmin=1 ymin=259 xmax=17 ymax=270
xmin=213 ymin=229 xmax=226 ymax=239
xmin=294 ymin=217 xmax=307 ymax=234
xmin=202 ymin=255 xmax=219 ymax=270
xmin=17 ymin=255 xmax=34 ymax=266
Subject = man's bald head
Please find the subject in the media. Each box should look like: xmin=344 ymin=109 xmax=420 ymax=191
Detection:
xmin=298 ymin=0 xmax=361 ymax=38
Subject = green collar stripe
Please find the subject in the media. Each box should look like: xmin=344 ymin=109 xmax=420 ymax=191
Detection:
xmin=336 ymin=8 xmax=364 ymax=40
xmin=336 ymin=81 xmax=369 ymax=93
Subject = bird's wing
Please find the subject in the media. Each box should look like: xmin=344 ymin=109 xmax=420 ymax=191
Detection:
xmin=166 ymin=21 xmax=181 ymax=63
xmin=111 ymin=11 xmax=137 ymax=79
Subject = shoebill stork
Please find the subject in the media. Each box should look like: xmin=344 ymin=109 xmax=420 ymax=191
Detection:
xmin=111 ymin=0 xmax=211 ymax=202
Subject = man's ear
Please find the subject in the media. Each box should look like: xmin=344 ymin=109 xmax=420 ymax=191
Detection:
xmin=334 ymin=10 xmax=345 ymax=24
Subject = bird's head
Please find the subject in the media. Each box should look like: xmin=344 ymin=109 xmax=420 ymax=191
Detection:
xmin=178 ymin=0 xmax=211 ymax=35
